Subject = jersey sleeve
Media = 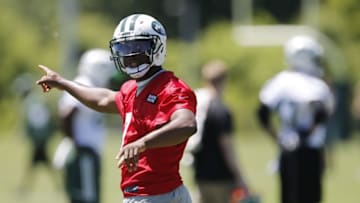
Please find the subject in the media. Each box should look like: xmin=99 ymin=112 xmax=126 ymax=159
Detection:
xmin=151 ymin=85 xmax=197 ymax=129
xmin=114 ymin=80 xmax=136 ymax=119
xmin=115 ymin=91 xmax=125 ymax=119
xmin=259 ymin=74 xmax=285 ymax=109
xmin=161 ymin=87 xmax=197 ymax=116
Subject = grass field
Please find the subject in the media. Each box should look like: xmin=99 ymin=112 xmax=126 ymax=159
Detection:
xmin=1 ymin=128 xmax=360 ymax=203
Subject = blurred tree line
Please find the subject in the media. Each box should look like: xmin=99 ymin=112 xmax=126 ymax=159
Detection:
xmin=2 ymin=0 xmax=360 ymax=134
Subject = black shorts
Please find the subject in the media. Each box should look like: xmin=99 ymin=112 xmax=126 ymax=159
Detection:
xmin=32 ymin=146 xmax=49 ymax=165
xmin=280 ymin=146 xmax=325 ymax=203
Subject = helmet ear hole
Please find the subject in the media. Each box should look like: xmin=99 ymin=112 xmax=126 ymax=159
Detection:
xmin=151 ymin=37 xmax=162 ymax=54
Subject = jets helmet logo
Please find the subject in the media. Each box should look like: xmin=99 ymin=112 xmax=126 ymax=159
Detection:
xmin=151 ymin=21 xmax=165 ymax=36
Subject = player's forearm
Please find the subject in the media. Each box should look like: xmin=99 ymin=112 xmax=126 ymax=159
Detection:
xmin=142 ymin=109 xmax=197 ymax=149
xmin=60 ymin=79 xmax=118 ymax=113
xmin=143 ymin=124 xmax=196 ymax=149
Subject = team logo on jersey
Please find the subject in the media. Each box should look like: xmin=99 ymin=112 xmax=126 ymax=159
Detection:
xmin=124 ymin=185 xmax=138 ymax=193
xmin=147 ymin=94 xmax=157 ymax=104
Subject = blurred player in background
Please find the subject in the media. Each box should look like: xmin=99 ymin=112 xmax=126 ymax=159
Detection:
xmin=13 ymin=73 xmax=58 ymax=195
xmin=186 ymin=60 xmax=250 ymax=203
xmin=53 ymin=49 xmax=116 ymax=203
xmin=257 ymin=35 xmax=335 ymax=203
xmin=36 ymin=14 xmax=197 ymax=203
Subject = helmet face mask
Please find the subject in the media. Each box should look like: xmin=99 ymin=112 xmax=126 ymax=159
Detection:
xmin=109 ymin=14 xmax=166 ymax=79
xmin=111 ymin=38 xmax=154 ymax=57
xmin=110 ymin=37 xmax=156 ymax=71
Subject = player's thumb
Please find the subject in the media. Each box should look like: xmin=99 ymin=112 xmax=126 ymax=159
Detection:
xmin=115 ymin=151 xmax=121 ymax=160
xmin=116 ymin=155 xmax=124 ymax=168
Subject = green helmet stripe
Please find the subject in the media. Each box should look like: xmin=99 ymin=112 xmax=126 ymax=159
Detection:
xmin=120 ymin=16 xmax=129 ymax=32
xmin=129 ymin=14 xmax=140 ymax=31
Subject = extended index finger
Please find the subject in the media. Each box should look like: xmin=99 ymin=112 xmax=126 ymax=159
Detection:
xmin=38 ymin=64 xmax=51 ymax=73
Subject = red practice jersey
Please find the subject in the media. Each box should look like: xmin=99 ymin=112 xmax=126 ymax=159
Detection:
xmin=115 ymin=71 xmax=197 ymax=197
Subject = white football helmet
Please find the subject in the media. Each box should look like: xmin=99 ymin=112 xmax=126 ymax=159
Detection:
xmin=284 ymin=35 xmax=324 ymax=77
xmin=78 ymin=49 xmax=116 ymax=87
xmin=109 ymin=14 xmax=167 ymax=79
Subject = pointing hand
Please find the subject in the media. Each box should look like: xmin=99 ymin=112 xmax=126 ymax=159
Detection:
xmin=36 ymin=65 xmax=65 ymax=92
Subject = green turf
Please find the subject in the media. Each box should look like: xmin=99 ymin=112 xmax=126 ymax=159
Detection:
xmin=1 ymin=129 xmax=359 ymax=203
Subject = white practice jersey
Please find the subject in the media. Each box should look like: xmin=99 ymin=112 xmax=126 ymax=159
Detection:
xmin=58 ymin=76 xmax=106 ymax=154
xmin=259 ymin=70 xmax=335 ymax=148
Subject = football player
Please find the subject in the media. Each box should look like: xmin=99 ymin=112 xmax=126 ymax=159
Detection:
xmin=37 ymin=14 xmax=196 ymax=203
xmin=257 ymin=35 xmax=335 ymax=203
xmin=53 ymin=49 xmax=115 ymax=203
